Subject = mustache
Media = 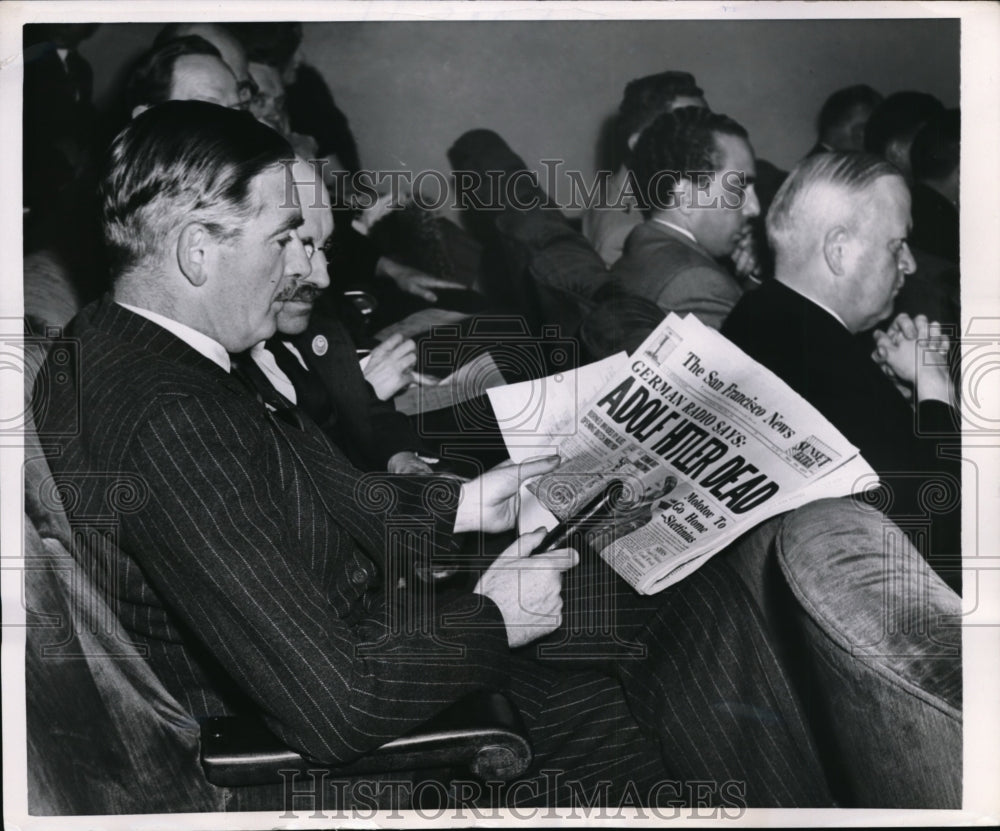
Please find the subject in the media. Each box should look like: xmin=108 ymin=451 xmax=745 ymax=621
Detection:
xmin=276 ymin=284 xmax=325 ymax=304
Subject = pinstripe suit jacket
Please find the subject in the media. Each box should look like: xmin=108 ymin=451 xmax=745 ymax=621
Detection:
xmin=38 ymin=298 xmax=513 ymax=764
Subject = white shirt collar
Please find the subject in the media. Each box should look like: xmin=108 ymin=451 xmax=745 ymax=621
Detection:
xmin=651 ymin=217 xmax=699 ymax=246
xmin=117 ymin=302 xmax=231 ymax=372
xmin=776 ymin=281 xmax=851 ymax=330
xmin=249 ymin=341 xmax=298 ymax=404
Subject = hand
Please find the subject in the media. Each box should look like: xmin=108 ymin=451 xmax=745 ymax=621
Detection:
xmin=731 ymin=226 xmax=761 ymax=282
xmin=386 ymin=451 xmax=435 ymax=475
xmin=351 ymin=191 xmax=403 ymax=236
xmin=454 ymin=455 xmax=561 ymax=535
xmin=362 ymin=334 xmax=437 ymax=400
xmin=376 ymin=257 xmax=467 ymax=303
xmin=474 ymin=528 xmax=579 ymax=648
xmin=872 ymin=313 xmax=954 ymax=405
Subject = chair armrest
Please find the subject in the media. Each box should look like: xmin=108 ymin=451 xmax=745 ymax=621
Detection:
xmin=200 ymin=691 xmax=531 ymax=786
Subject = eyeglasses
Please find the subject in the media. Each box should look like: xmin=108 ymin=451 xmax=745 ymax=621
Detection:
xmin=302 ymin=236 xmax=336 ymax=261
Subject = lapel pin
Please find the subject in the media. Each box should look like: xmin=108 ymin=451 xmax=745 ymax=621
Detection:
xmin=311 ymin=334 xmax=328 ymax=356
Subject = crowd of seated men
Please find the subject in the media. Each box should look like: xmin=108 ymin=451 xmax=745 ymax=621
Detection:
xmin=22 ymin=21 xmax=963 ymax=812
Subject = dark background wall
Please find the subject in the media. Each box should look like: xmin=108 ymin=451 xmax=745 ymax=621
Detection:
xmin=78 ymin=18 xmax=959 ymax=213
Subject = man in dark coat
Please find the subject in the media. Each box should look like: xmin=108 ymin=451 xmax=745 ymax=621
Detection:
xmin=722 ymin=152 xmax=961 ymax=593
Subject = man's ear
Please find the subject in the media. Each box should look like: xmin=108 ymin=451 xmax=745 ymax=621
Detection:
xmin=672 ymin=176 xmax=695 ymax=214
xmin=822 ymin=225 xmax=851 ymax=275
xmin=885 ymin=140 xmax=911 ymax=175
xmin=176 ymin=223 xmax=214 ymax=287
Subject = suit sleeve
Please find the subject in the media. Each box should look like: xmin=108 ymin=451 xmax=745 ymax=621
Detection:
xmin=655 ymin=265 xmax=743 ymax=331
xmin=363 ymin=380 xmax=433 ymax=467
xmin=122 ymin=394 xmax=511 ymax=764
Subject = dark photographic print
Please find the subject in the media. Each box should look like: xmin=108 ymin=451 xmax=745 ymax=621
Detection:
xmin=3 ymin=1 xmax=998 ymax=827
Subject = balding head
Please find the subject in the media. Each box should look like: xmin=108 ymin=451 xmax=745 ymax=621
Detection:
xmin=768 ymin=152 xmax=916 ymax=331
xmin=157 ymin=23 xmax=252 ymax=89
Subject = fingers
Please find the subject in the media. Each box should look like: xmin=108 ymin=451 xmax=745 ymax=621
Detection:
xmin=417 ymin=277 xmax=466 ymax=290
xmin=891 ymin=312 xmax=917 ymax=340
xmin=515 ymin=454 xmax=561 ymax=481
xmin=534 ymin=546 xmax=579 ymax=572
xmin=372 ymin=333 xmax=404 ymax=354
xmin=511 ymin=527 xmax=548 ymax=558
xmin=410 ymin=371 xmax=439 ymax=386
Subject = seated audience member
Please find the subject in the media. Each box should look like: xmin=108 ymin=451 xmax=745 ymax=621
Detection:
xmin=864 ymin=90 xmax=945 ymax=181
xmin=722 ymin=152 xmax=961 ymax=592
xmin=612 ymin=107 xmax=761 ymax=330
xmin=582 ymin=70 xmax=778 ymax=279
xmin=124 ymin=35 xmax=241 ymax=116
xmin=908 ymin=108 xmax=959 ymax=264
xmin=36 ymin=100 xmax=835 ymax=808
xmin=22 ymin=23 xmax=100 ymax=215
xmin=246 ymin=58 xmax=319 ymax=159
xmin=227 ymin=21 xmax=362 ymax=175
xmin=806 ymin=84 xmax=882 ymax=157
xmin=155 ymin=23 xmax=258 ymax=109
xmin=583 ymin=71 xmax=708 ymax=265
xmin=242 ymin=160 xmax=435 ymax=474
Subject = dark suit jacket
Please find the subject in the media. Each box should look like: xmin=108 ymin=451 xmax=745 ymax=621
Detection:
xmin=612 ymin=220 xmax=743 ymax=330
xmin=273 ymin=314 xmax=426 ymax=471
xmin=722 ymin=280 xmax=961 ymax=590
xmin=37 ymin=298 xmax=510 ymax=765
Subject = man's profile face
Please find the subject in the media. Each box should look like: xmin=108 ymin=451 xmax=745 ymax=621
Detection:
xmin=829 ymin=103 xmax=875 ymax=153
xmin=208 ymin=164 xmax=312 ymax=351
xmin=170 ymin=54 xmax=240 ymax=109
xmin=685 ymin=132 xmax=760 ymax=259
xmin=275 ymin=167 xmax=334 ymax=336
xmin=248 ymin=62 xmax=288 ymax=133
xmin=841 ymin=175 xmax=916 ymax=331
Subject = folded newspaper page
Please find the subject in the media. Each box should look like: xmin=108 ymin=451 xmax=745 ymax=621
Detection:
xmin=518 ymin=313 xmax=877 ymax=594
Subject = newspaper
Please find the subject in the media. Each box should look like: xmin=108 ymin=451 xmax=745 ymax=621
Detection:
xmin=515 ymin=313 xmax=877 ymax=594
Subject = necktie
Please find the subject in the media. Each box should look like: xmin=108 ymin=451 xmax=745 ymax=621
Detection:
xmin=265 ymin=339 xmax=335 ymax=426
xmin=228 ymin=352 xmax=306 ymax=430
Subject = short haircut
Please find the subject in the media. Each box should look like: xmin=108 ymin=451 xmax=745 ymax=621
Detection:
xmin=910 ymin=108 xmax=960 ymax=182
xmin=766 ymin=151 xmax=901 ymax=255
xmin=124 ymin=35 xmax=222 ymax=113
xmin=617 ymin=70 xmax=704 ymax=148
xmin=863 ymin=91 xmax=945 ymax=157
xmin=629 ymin=107 xmax=748 ymax=214
xmin=816 ymin=84 xmax=882 ymax=139
xmin=100 ymin=100 xmax=293 ymax=275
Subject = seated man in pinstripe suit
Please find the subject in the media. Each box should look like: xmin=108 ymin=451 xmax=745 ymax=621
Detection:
xmin=37 ymin=100 xmax=833 ymax=809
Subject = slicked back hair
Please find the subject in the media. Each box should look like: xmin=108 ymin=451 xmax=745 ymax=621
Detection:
xmin=617 ymin=70 xmax=704 ymax=149
xmin=767 ymin=151 xmax=902 ymax=256
xmin=100 ymin=100 xmax=293 ymax=276
xmin=629 ymin=106 xmax=748 ymax=215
